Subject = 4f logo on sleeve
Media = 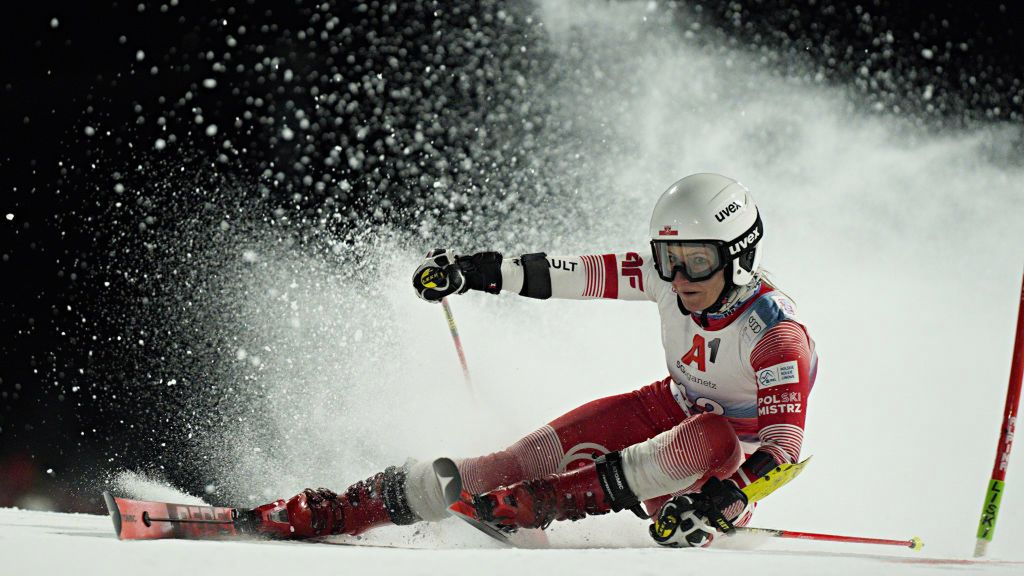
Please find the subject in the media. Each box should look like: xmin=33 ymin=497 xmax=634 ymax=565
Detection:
xmin=621 ymin=252 xmax=644 ymax=292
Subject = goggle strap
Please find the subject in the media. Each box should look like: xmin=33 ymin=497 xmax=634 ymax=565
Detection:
xmin=724 ymin=212 xmax=763 ymax=257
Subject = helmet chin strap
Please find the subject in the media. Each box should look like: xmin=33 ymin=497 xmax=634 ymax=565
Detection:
xmin=704 ymin=267 xmax=736 ymax=314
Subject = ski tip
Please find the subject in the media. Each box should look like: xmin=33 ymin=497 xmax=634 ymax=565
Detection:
xmin=909 ymin=536 xmax=924 ymax=551
xmin=102 ymin=491 xmax=123 ymax=539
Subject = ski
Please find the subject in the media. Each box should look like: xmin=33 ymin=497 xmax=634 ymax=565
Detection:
xmin=103 ymin=492 xmax=253 ymax=540
xmin=104 ymin=459 xmax=464 ymax=543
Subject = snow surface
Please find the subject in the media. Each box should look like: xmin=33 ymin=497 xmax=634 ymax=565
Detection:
xmin=5 ymin=507 xmax=1024 ymax=576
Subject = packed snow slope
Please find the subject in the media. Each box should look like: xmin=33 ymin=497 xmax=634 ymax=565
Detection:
xmin=5 ymin=507 xmax=1024 ymax=576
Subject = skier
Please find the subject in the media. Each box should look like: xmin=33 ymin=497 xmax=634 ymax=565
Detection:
xmin=251 ymin=173 xmax=817 ymax=547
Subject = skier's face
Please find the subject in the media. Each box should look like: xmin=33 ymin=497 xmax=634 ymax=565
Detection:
xmin=672 ymin=267 xmax=725 ymax=312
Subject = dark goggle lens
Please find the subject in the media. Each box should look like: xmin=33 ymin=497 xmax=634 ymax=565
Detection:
xmin=653 ymin=242 xmax=724 ymax=282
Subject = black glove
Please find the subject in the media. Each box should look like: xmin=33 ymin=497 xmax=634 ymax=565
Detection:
xmin=412 ymin=249 xmax=503 ymax=302
xmin=649 ymin=477 xmax=748 ymax=548
xmin=454 ymin=252 xmax=503 ymax=294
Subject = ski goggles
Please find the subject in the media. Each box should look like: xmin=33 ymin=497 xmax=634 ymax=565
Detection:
xmin=650 ymin=214 xmax=763 ymax=282
xmin=650 ymin=240 xmax=727 ymax=282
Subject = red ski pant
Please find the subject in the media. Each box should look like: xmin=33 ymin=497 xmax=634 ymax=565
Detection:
xmin=456 ymin=377 xmax=743 ymax=516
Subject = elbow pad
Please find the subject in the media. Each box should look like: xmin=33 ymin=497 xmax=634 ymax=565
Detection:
xmin=519 ymin=253 xmax=552 ymax=300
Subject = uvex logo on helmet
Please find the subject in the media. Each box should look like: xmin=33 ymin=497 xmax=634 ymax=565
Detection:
xmin=728 ymin=227 xmax=760 ymax=255
xmin=715 ymin=202 xmax=743 ymax=222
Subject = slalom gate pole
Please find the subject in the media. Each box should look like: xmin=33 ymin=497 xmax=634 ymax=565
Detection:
xmin=974 ymin=268 xmax=1024 ymax=557
xmin=441 ymin=297 xmax=474 ymax=396
xmin=735 ymin=527 xmax=923 ymax=550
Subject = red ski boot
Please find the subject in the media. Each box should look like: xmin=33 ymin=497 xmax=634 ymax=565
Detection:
xmin=450 ymin=452 xmax=644 ymax=533
xmin=242 ymin=466 xmax=421 ymax=539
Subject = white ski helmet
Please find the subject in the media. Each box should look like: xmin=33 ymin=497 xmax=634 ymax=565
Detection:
xmin=649 ymin=173 xmax=764 ymax=292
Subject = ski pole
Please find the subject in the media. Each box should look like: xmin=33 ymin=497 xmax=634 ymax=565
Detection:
xmin=735 ymin=527 xmax=924 ymax=550
xmin=441 ymin=297 xmax=474 ymax=395
xmin=974 ymin=267 xmax=1024 ymax=557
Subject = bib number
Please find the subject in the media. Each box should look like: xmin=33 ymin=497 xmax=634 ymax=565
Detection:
xmin=694 ymin=397 xmax=725 ymax=415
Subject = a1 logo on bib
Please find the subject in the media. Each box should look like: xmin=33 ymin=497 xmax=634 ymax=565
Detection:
xmin=420 ymin=267 xmax=448 ymax=289
xmin=678 ymin=334 xmax=721 ymax=372
xmin=757 ymin=361 xmax=799 ymax=389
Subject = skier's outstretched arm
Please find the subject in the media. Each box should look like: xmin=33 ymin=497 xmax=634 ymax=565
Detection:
xmin=413 ymin=249 xmax=661 ymax=302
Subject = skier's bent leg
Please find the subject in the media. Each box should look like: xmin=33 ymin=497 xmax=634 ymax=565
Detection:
xmin=620 ymin=412 xmax=744 ymax=516
xmin=452 ymin=412 xmax=743 ymax=530
xmin=253 ymin=377 xmax=687 ymax=538
xmin=456 ymin=377 xmax=686 ymax=494
xmin=420 ymin=377 xmax=685 ymax=523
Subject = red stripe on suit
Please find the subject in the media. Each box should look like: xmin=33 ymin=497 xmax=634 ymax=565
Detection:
xmin=601 ymin=254 xmax=618 ymax=299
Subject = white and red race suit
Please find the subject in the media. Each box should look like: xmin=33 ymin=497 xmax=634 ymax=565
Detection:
xmin=407 ymin=251 xmax=818 ymax=521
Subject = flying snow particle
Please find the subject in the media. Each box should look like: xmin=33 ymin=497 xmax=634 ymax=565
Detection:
xmin=46 ymin=468 xmax=55 ymax=476
xmin=241 ymin=249 xmax=258 ymax=262
xmin=281 ymin=126 xmax=295 ymax=141
xmin=136 ymin=50 xmax=146 ymax=62
xmin=205 ymin=124 xmax=218 ymax=137
xmin=921 ymin=48 xmax=934 ymax=60
xmin=5 ymin=214 xmax=12 ymax=221
xmin=202 ymin=78 xmax=217 ymax=89
xmin=84 ymin=126 xmax=96 ymax=136
xmin=50 ymin=18 xmax=59 ymax=29
xmin=154 ymin=138 xmax=166 ymax=150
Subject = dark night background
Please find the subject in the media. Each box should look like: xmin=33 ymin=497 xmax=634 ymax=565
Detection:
xmin=1 ymin=1 xmax=1022 ymax=513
